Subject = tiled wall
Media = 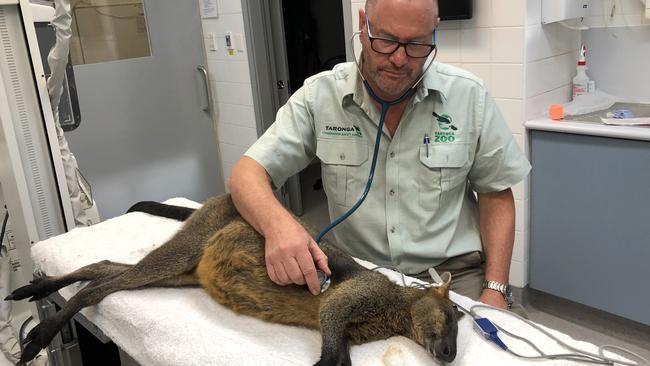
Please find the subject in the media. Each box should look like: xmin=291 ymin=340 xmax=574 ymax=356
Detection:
xmin=200 ymin=0 xmax=257 ymax=185
xmin=585 ymin=0 xmax=650 ymax=27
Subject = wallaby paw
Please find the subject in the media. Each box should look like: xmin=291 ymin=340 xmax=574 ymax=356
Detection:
xmin=4 ymin=277 xmax=54 ymax=302
xmin=20 ymin=320 xmax=58 ymax=364
xmin=313 ymin=355 xmax=351 ymax=366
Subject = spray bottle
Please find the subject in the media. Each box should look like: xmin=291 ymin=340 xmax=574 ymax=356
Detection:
xmin=572 ymin=45 xmax=592 ymax=99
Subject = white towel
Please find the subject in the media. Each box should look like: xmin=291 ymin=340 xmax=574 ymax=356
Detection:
xmin=30 ymin=198 xmax=622 ymax=366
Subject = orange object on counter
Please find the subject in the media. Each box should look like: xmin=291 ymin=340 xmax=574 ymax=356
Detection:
xmin=549 ymin=104 xmax=564 ymax=120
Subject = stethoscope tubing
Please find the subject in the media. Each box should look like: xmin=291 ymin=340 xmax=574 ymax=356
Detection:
xmin=314 ymin=31 xmax=437 ymax=244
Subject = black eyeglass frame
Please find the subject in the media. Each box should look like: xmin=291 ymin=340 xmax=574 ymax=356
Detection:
xmin=364 ymin=14 xmax=437 ymax=59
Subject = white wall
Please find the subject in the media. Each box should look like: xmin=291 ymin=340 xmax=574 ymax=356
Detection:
xmin=583 ymin=0 xmax=650 ymax=102
xmin=199 ymin=0 xmax=257 ymax=185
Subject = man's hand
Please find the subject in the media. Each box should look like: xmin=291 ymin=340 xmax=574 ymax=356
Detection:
xmin=264 ymin=219 xmax=331 ymax=296
xmin=479 ymin=289 xmax=508 ymax=309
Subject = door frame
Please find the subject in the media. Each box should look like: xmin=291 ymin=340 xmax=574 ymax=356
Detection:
xmin=241 ymin=0 xmax=352 ymax=214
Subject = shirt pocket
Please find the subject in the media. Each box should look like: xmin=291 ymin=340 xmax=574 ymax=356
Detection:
xmin=316 ymin=139 xmax=369 ymax=207
xmin=418 ymin=143 xmax=470 ymax=210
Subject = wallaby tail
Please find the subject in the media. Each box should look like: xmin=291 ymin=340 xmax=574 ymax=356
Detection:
xmin=126 ymin=201 xmax=196 ymax=221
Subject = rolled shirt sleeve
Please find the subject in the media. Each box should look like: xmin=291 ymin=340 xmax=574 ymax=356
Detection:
xmin=468 ymin=91 xmax=531 ymax=193
xmin=244 ymin=86 xmax=317 ymax=190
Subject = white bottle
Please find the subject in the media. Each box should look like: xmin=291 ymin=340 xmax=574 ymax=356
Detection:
xmin=572 ymin=45 xmax=591 ymax=99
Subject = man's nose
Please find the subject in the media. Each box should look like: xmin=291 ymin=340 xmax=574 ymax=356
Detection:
xmin=389 ymin=44 xmax=408 ymax=67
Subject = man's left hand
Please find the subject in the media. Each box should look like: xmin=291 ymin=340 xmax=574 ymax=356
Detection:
xmin=479 ymin=289 xmax=508 ymax=309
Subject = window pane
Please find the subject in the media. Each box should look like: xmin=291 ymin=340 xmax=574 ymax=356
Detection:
xmin=69 ymin=0 xmax=151 ymax=65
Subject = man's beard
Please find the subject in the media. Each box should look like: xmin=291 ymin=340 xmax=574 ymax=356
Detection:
xmin=364 ymin=58 xmax=420 ymax=97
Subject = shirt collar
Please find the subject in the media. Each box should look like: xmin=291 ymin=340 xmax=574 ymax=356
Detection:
xmin=339 ymin=60 xmax=449 ymax=108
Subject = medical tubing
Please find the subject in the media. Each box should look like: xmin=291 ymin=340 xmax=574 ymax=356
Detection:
xmin=314 ymin=80 xmax=412 ymax=244
xmin=469 ymin=304 xmax=649 ymax=366
xmin=372 ymin=266 xmax=646 ymax=366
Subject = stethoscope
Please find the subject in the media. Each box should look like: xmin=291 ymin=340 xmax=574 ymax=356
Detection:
xmin=313 ymin=29 xmax=438 ymax=290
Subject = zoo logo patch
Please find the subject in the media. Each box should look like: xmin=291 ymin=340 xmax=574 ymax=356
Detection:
xmin=433 ymin=112 xmax=458 ymax=143
xmin=321 ymin=124 xmax=363 ymax=138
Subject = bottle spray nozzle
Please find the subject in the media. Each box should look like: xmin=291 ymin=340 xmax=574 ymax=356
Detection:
xmin=578 ymin=44 xmax=587 ymax=66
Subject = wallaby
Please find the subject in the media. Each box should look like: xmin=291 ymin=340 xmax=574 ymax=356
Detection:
xmin=5 ymin=194 xmax=463 ymax=366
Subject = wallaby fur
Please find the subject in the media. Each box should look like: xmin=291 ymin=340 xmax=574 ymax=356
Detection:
xmin=5 ymin=194 xmax=462 ymax=366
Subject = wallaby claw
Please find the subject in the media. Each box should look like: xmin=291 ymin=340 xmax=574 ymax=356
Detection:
xmin=4 ymin=277 xmax=53 ymax=302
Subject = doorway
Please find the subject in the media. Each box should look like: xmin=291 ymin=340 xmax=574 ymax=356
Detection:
xmin=242 ymin=0 xmax=350 ymax=219
xmin=61 ymin=0 xmax=225 ymax=220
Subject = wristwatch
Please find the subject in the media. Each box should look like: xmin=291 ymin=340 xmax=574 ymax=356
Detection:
xmin=482 ymin=280 xmax=513 ymax=308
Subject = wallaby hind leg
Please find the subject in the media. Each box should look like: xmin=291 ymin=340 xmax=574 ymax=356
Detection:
xmin=5 ymin=260 xmax=132 ymax=302
xmin=20 ymin=243 xmax=208 ymax=364
xmin=6 ymin=260 xmax=201 ymax=303
xmin=17 ymin=253 xmax=206 ymax=365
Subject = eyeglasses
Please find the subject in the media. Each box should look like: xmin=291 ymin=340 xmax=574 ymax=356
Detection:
xmin=365 ymin=14 xmax=436 ymax=58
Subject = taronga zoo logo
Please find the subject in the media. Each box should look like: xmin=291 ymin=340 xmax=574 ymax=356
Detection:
xmin=432 ymin=112 xmax=458 ymax=143
xmin=322 ymin=124 xmax=363 ymax=138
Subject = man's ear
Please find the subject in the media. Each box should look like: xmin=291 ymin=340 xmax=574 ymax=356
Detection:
xmin=358 ymin=8 xmax=366 ymax=32
xmin=432 ymin=271 xmax=452 ymax=299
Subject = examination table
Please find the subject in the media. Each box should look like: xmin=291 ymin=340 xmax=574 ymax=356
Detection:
xmin=29 ymin=198 xmax=624 ymax=366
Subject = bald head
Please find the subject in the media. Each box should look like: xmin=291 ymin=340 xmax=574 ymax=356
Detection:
xmin=365 ymin=0 xmax=439 ymax=16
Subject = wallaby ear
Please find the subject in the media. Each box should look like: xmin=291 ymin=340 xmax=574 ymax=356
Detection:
xmin=454 ymin=305 xmax=466 ymax=320
xmin=431 ymin=272 xmax=452 ymax=299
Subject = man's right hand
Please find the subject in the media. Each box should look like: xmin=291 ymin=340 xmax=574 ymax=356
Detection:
xmin=264 ymin=218 xmax=331 ymax=296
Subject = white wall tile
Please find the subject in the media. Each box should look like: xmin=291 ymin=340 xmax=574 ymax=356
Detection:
xmin=219 ymin=142 xmax=250 ymax=164
xmin=201 ymin=13 xmax=245 ymax=36
xmin=461 ymin=0 xmax=493 ymax=29
xmin=511 ymin=180 xmax=525 ymax=201
xmin=218 ymin=0 xmax=242 ymax=14
xmin=217 ymin=103 xmax=256 ymax=129
xmin=207 ymin=60 xmax=251 ymax=83
xmin=438 ymin=20 xmax=461 ymax=30
xmin=460 ymin=28 xmax=492 ymax=62
xmin=436 ymin=29 xmax=461 ymax=63
xmin=492 ymin=0 xmax=526 ymax=27
xmin=512 ymin=230 xmax=526 ymax=262
xmin=217 ymin=123 xmax=258 ymax=147
xmin=525 ymin=84 xmax=571 ymax=120
xmin=509 ymin=259 xmax=527 ymax=287
xmin=491 ymin=27 xmax=524 ymax=63
xmin=491 ymin=64 xmax=524 ymax=98
xmin=515 ymin=198 xmax=523 ymax=232
xmin=525 ymin=24 xmax=580 ymax=63
xmin=460 ymin=63 xmax=492 ymax=90
xmin=526 ymin=0 xmax=542 ymax=26
xmin=495 ymin=98 xmax=525 ymax=134
xmin=222 ymin=161 xmax=236 ymax=186
xmin=214 ymin=81 xmax=254 ymax=106
xmin=525 ymin=53 xmax=575 ymax=98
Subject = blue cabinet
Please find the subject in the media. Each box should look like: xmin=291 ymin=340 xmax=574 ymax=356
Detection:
xmin=529 ymin=130 xmax=650 ymax=326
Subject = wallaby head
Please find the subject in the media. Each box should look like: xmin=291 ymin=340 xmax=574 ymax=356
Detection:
xmin=408 ymin=272 xmax=464 ymax=363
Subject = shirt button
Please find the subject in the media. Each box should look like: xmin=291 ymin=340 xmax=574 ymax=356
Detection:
xmin=389 ymin=189 xmax=395 ymax=196
xmin=390 ymin=151 xmax=395 ymax=158
xmin=339 ymin=153 xmax=346 ymax=161
xmin=390 ymin=226 xmax=396 ymax=233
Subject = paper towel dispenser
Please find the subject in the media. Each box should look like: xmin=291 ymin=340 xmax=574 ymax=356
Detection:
xmin=542 ymin=0 xmax=589 ymax=24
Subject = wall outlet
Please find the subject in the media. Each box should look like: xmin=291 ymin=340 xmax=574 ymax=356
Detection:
xmin=6 ymin=229 xmax=16 ymax=250
xmin=207 ymin=32 xmax=217 ymax=51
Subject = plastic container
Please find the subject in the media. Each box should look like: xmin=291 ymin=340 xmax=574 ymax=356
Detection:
xmin=572 ymin=45 xmax=592 ymax=99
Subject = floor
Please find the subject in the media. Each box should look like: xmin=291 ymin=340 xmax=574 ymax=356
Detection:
xmin=297 ymin=163 xmax=650 ymax=364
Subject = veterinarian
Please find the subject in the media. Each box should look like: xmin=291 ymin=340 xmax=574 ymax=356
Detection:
xmin=228 ymin=0 xmax=531 ymax=310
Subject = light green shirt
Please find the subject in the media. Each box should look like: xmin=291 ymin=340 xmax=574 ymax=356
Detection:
xmin=245 ymin=61 xmax=531 ymax=274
